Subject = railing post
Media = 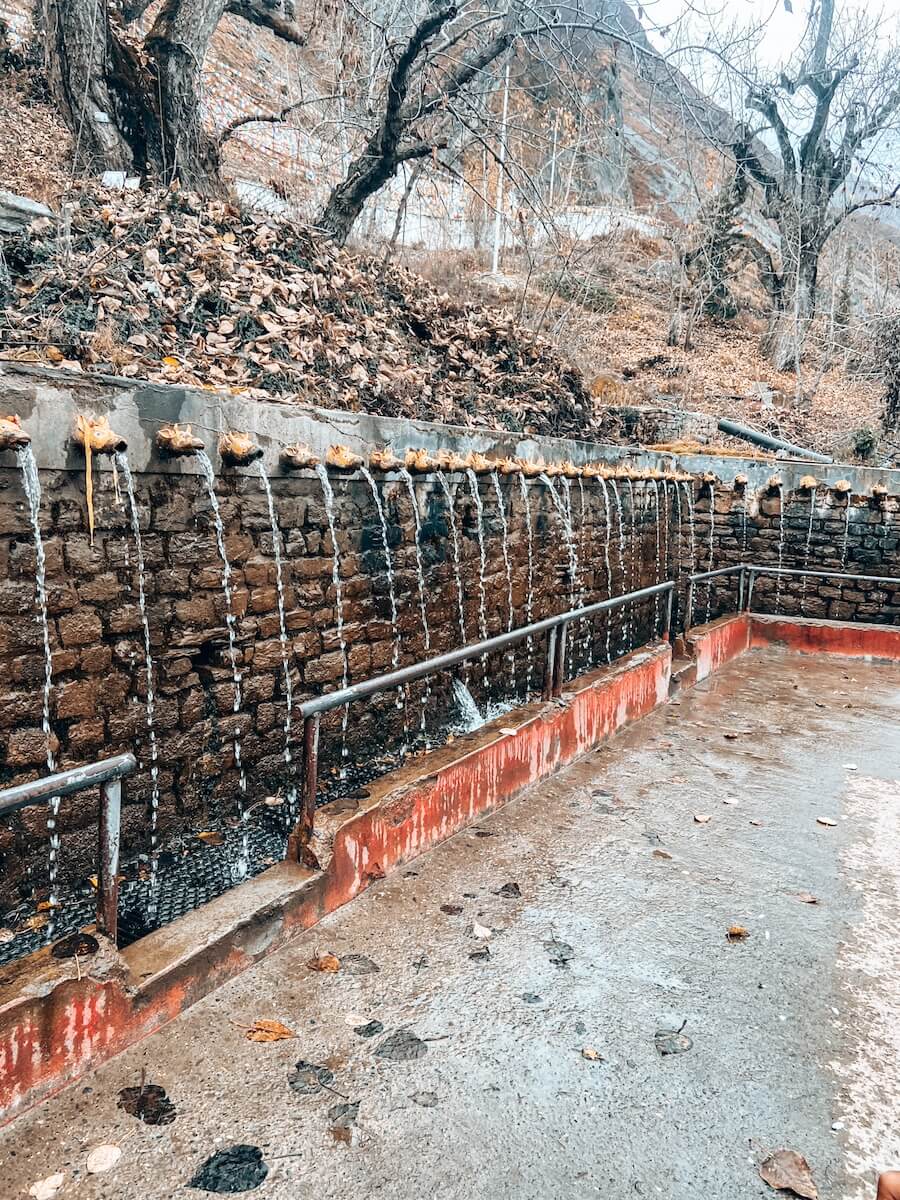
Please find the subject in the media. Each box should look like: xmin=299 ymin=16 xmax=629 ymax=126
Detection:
xmin=663 ymin=586 xmax=674 ymax=642
xmin=542 ymin=627 xmax=557 ymax=701
xmin=552 ymin=625 xmax=567 ymax=697
xmin=299 ymin=712 xmax=320 ymax=858
xmin=737 ymin=565 xmax=746 ymax=612
xmin=97 ymin=778 xmax=121 ymax=942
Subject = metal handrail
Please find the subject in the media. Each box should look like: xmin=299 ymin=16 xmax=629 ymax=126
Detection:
xmin=293 ymin=581 xmax=676 ymax=854
xmin=0 ymin=752 xmax=136 ymax=942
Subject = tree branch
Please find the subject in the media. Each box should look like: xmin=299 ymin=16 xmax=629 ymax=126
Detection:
xmin=225 ymin=0 xmax=307 ymax=46
xmin=747 ymin=85 xmax=795 ymax=184
xmin=218 ymin=93 xmax=341 ymax=144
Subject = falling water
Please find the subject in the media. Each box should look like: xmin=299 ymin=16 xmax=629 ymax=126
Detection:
xmin=681 ymin=481 xmax=696 ymax=627
xmin=196 ymin=450 xmax=248 ymax=878
xmin=436 ymin=472 xmax=467 ymax=646
xmin=597 ymin=477 xmax=615 ymax=662
xmin=801 ymin=487 xmax=817 ymax=614
xmin=257 ymin=463 xmax=295 ymax=822
xmin=560 ymin=476 xmax=581 ymax=673
xmin=451 ymin=678 xmax=484 ymax=732
xmin=609 ymin=481 xmax=628 ymax=652
xmin=517 ymin=472 xmax=536 ymax=693
xmin=117 ymin=453 xmax=162 ymax=909
xmin=400 ymin=469 xmax=432 ymax=736
xmin=490 ymin=471 xmax=514 ymax=632
xmin=576 ymin=476 xmax=592 ymax=666
xmin=660 ymin=481 xmax=670 ymax=587
xmin=705 ymin=486 xmax=716 ymax=624
xmin=466 ymin=470 xmax=490 ymax=690
xmin=841 ymin=499 xmax=852 ymax=569
xmin=315 ymin=463 xmax=351 ymax=766
xmin=651 ymin=480 xmax=662 ymax=629
xmin=539 ymin=474 xmax=578 ymax=607
xmin=774 ymin=484 xmax=786 ymax=613
xmin=362 ymin=467 xmax=406 ymax=737
xmin=18 ymin=446 xmax=58 ymax=926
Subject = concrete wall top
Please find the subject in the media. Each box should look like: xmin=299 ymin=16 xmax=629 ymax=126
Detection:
xmin=1 ymin=363 xmax=898 ymax=496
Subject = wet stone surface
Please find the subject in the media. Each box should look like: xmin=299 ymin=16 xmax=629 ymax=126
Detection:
xmin=2 ymin=649 xmax=900 ymax=1199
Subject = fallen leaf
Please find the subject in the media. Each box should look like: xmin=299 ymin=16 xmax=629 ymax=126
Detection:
xmin=353 ymin=1019 xmax=384 ymax=1038
xmin=581 ymin=1046 xmax=603 ymax=1061
xmin=242 ymin=1019 xmax=296 ymax=1042
xmin=693 ymin=813 xmax=712 ymax=824
xmin=544 ymin=936 xmax=575 ymax=967
xmin=330 ymin=1125 xmax=352 ymax=1144
xmin=410 ymin=1090 xmax=438 ymax=1107
xmin=86 ymin=1144 xmax=122 ymax=1174
xmin=723 ymin=731 xmax=739 ymax=740
xmin=287 ymin=1060 xmax=335 ymax=1095
xmin=471 ymin=921 xmax=492 ymax=939
xmin=792 ymin=892 xmax=819 ymax=905
xmin=727 ymin=925 xmax=750 ymax=941
xmin=652 ymin=849 xmax=673 ymax=860
xmin=750 ymin=819 xmax=764 ymax=827
xmin=189 ymin=1146 xmax=268 ymax=1193
xmin=28 ymin=1174 xmax=65 ymax=1200
xmin=440 ymin=904 xmax=463 ymax=915
xmin=118 ymin=1082 xmax=177 ymax=1125
xmin=375 ymin=1027 xmax=428 ymax=1062
xmin=339 ymin=953 xmax=379 ymax=975
xmin=842 ymin=763 xmax=858 ymax=771
xmin=816 ymin=817 xmax=837 ymax=827
xmin=0 ymin=928 xmax=15 ymax=943
xmin=328 ymin=1100 xmax=359 ymax=1129
xmin=51 ymin=932 xmax=100 ymax=959
xmin=469 ymin=946 xmax=491 ymax=962
xmin=196 ymin=830 xmax=225 ymax=846
xmin=306 ymin=952 xmax=341 ymax=972
xmin=654 ymin=1026 xmax=692 ymax=1055
xmin=758 ymin=1149 xmax=818 ymax=1198
xmin=496 ymin=882 xmax=521 ymax=898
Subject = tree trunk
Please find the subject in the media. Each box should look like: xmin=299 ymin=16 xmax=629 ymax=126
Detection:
xmin=318 ymin=138 xmax=401 ymax=245
xmin=763 ymin=245 xmax=818 ymax=372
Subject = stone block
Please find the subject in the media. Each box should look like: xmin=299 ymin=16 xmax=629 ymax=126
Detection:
xmin=57 ymin=610 xmax=103 ymax=646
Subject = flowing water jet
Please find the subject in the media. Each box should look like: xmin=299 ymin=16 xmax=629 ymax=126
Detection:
xmin=801 ymin=487 xmax=817 ymax=615
xmin=257 ymin=463 xmax=295 ymax=824
xmin=437 ymin=471 xmax=467 ymax=647
xmin=576 ymin=476 xmax=592 ymax=667
xmin=560 ymin=477 xmax=580 ymax=674
xmin=196 ymin=450 xmax=248 ymax=879
xmin=17 ymin=445 xmax=58 ymax=930
xmin=681 ymin=481 xmax=696 ymax=626
xmin=651 ymin=480 xmax=661 ymax=630
xmin=400 ymin=468 xmax=432 ymax=739
xmin=451 ymin=678 xmax=483 ymax=733
xmin=625 ymin=479 xmax=637 ymax=649
xmin=315 ymin=463 xmax=351 ymax=768
xmin=597 ymin=477 xmax=615 ymax=662
xmin=466 ymin=469 xmax=490 ymax=688
xmin=705 ymin=485 xmax=715 ymax=624
xmin=117 ymin=452 xmax=162 ymax=909
xmin=362 ymin=467 xmax=407 ymax=736
xmin=841 ymin=499 xmax=852 ymax=570
xmin=608 ymin=481 xmax=627 ymax=653
xmin=490 ymin=470 xmax=515 ymax=694
xmin=517 ymin=472 xmax=536 ymax=693
xmin=774 ymin=483 xmax=786 ymax=613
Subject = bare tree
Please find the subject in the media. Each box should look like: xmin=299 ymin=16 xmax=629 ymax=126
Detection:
xmin=42 ymin=0 xmax=308 ymax=187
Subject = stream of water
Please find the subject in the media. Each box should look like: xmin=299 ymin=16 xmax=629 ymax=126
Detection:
xmin=681 ymin=481 xmax=696 ymax=627
xmin=437 ymin=471 xmax=467 ymax=647
xmin=774 ymin=484 xmax=786 ymax=613
xmin=18 ymin=446 xmax=58 ymax=929
xmin=608 ymin=481 xmax=627 ymax=652
xmin=517 ymin=472 xmax=536 ymax=693
xmin=400 ymin=469 xmax=432 ymax=738
xmin=841 ymin=499 xmax=852 ymax=569
xmin=466 ymin=469 xmax=490 ymax=688
xmin=597 ymin=477 xmax=615 ymax=662
xmin=315 ymin=463 xmax=351 ymax=766
xmin=196 ymin=450 xmax=248 ymax=878
xmin=257 ymin=463 xmax=295 ymax=822
xmin=801 ymin=487 xmax=817 ymax=615
xmin=117 ymin=452 xmax=162 ymax=909
xmin=705 ymin=487 xmax=716 ymax=624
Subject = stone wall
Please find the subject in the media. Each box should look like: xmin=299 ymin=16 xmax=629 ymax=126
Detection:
xmin=0 ymin=459 xmax=675 ymax=908
xmin=697 ymin=483 xmax=900 ymax=623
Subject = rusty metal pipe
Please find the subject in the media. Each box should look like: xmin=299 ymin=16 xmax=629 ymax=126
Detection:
xmin=97 ymin=778 xmax=121 ymax=940
xmin=0 ymin=753 xmax=136 ymax=816
xmin=299 ymin=712 xmax=320 ymax=849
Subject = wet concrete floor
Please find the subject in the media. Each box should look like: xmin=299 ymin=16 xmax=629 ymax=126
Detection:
xmin=3 ymin=647 xmax=900 ymax=1199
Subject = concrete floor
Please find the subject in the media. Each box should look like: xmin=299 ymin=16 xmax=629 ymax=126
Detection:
xmin=3 ymin=647 xmax=900 ymax=1200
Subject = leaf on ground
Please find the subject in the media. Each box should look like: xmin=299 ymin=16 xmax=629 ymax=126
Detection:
xmin=327 ymin=1100 xmax=359 ymax=1129
xmin=340 ymin=953 xmax=379 ymax=975
xmin=652 ymin=849 xmax=673 ymax=860
xmin=375 ymin=1027 xmax=428 ymax=1062
xmin=189 ymin=1145 xmax=268 ymax=1193
xmin=496 ymin=882 xmax=521 ymax=898
xmin=86 ymin=1145 xmax=122 ymax=1174
xmin=654 ymin=1027 xmax=693 ymax=1056
xmin=242 ymin=1019 xmax=296 ymax=1043
xmin=196 ymin=831 xmax=225 ymax=846
xmin=816 ymin=817 xmax=837 ymax=827
xmin=750 ymin=819 xmax=764 ymax=827
xmin=410 ymin=1091 xmax=438 ymax=1107
xmin=440 ymin=904 xmax=463 ymax=915
xmin=353 ymin=1019 xmax=384 ymax=1038
xmin=117 ymin=1082 xmax=177 ymax=1125
xmin=471 ymin=921 xmax=492 ymax=939
xmin=51 ymin=932 xmax=100 ymax=959
xmin=758 ymin=1149 xmax=818 ymax=1198
xmin=28 ymin=1174 xmax=65 ymax=1200
xmin=287 ymin=1060 xmax=334 ymax=1095
xmin=792 ymin=892 xmax=819 ymax=905
xmin=693 ymin=813 xmax=712 ymax=824
xmin=581 ymin=1046 xmax=603 ymax=1061
xmin=306 ymin=952 xmax=341 ymax=972
xmin=544 ymin=936 xmax=575 ymax=967
xmin=469 ymin=946 xmax=491 ymax=962
xmin=727 ymin=925 xmax=750 ymax=941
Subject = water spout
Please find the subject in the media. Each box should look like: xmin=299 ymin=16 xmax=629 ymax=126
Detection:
xmin=315 ymin=463 xmax=351 ymax=769
xmin=400 ymin=468 xmax=432 ymax=739
xmin=517 ymin=472 xmax=536 ymax=691
xmin=156 ymin=423 xmax=204 ymax=456
xmin=0 ymin=414 xmax=31 ymax=451
xmin=219 ymin=432 xmax=263 ymax=466
xmin=451 ymin=678 xmax=484 ymax=733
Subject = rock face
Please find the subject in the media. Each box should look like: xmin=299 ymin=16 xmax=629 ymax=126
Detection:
xmin=0 ymin=190 xmax=53 ymax=234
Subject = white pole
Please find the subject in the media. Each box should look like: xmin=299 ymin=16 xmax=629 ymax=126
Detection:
xmin=491 ymin=61 xmax=510 ymax=275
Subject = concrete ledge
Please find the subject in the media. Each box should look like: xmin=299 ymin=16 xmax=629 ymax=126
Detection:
xmin=0 ymin=641 xmax=672 ymax=1124
xmin=750 ymin=614 xmax=900 ymax=660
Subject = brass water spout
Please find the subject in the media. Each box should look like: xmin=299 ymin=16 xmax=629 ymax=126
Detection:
xmin=0 ymin=415 xmax=31 ymax=451
xmin=368 ymin=447 xmax=401 ymax=472
xmin=219 ymin=431 xmax=263 ymax=466
xmin=326 ymin=444 xmax=363 ymax=471
xmin=799 ymin=474 xmax=818 ymax=491
xmin=404 ymin=447 xmax=437 ymax=473
xmin=733 ymin=474 xmax=748 ymax=489
xmin=872 ymin=482 xmax=888 ymax=499
xmin=766 ymin=474 xmax=783 ymax=491
xmin=281 ymin=442 xmax=320 ymax=470
xmin=156 ymin=423 xmax=204 ymax=457
xmin=832 ymin=479 xmax=852 ymax=495
xmin=72 ymin=414 xmax=127 ymax=455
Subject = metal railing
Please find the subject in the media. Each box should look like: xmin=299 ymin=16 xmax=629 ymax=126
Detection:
xmin=0 ymin=753 xmax=136 ymax=942
xmin=293 ymin=581 xmax=676 ymax=853
xmin=685 ymin=563 xmax=900 ymax=632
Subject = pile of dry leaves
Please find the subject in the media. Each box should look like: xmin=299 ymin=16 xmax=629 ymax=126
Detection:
xmin=0 ymin=184 xmax=591 ymax=438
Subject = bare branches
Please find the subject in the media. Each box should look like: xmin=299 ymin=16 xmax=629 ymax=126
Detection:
xmin=225 ymin=0 xmax=308 ymax=46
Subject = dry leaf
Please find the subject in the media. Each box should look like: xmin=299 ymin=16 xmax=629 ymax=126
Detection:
xmin=726 ymin=925 xmax=750 ymax=941
xmin=581 ymin=1046 xmax=603 ymax=1061
xmin=242 ymin=1019 xmax=296 ymax=1043
xmin=792 ymin=892 xmax=819 ymax=905
xmin=28 ymin=1175 xmax=65 ymax=1200
xmin=758 ymin=1149 xmax=818 ymax=1198
xmin=196 ymin=830 xmax=225 ymax=846
xmin=306 ymin=952 xmax=341 ymax=972
xmin=86 ymin=1144 xmax=122 ymax=1174
xmin=471 ymin=921 xmax=492 ymax=939
xmin=652 ymin=849 xmax=673 ymax=860
xmin=693 ymin=813 xmax=712 ymax=824
xmin=816 ymin=817 xmax=837 ymax=827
